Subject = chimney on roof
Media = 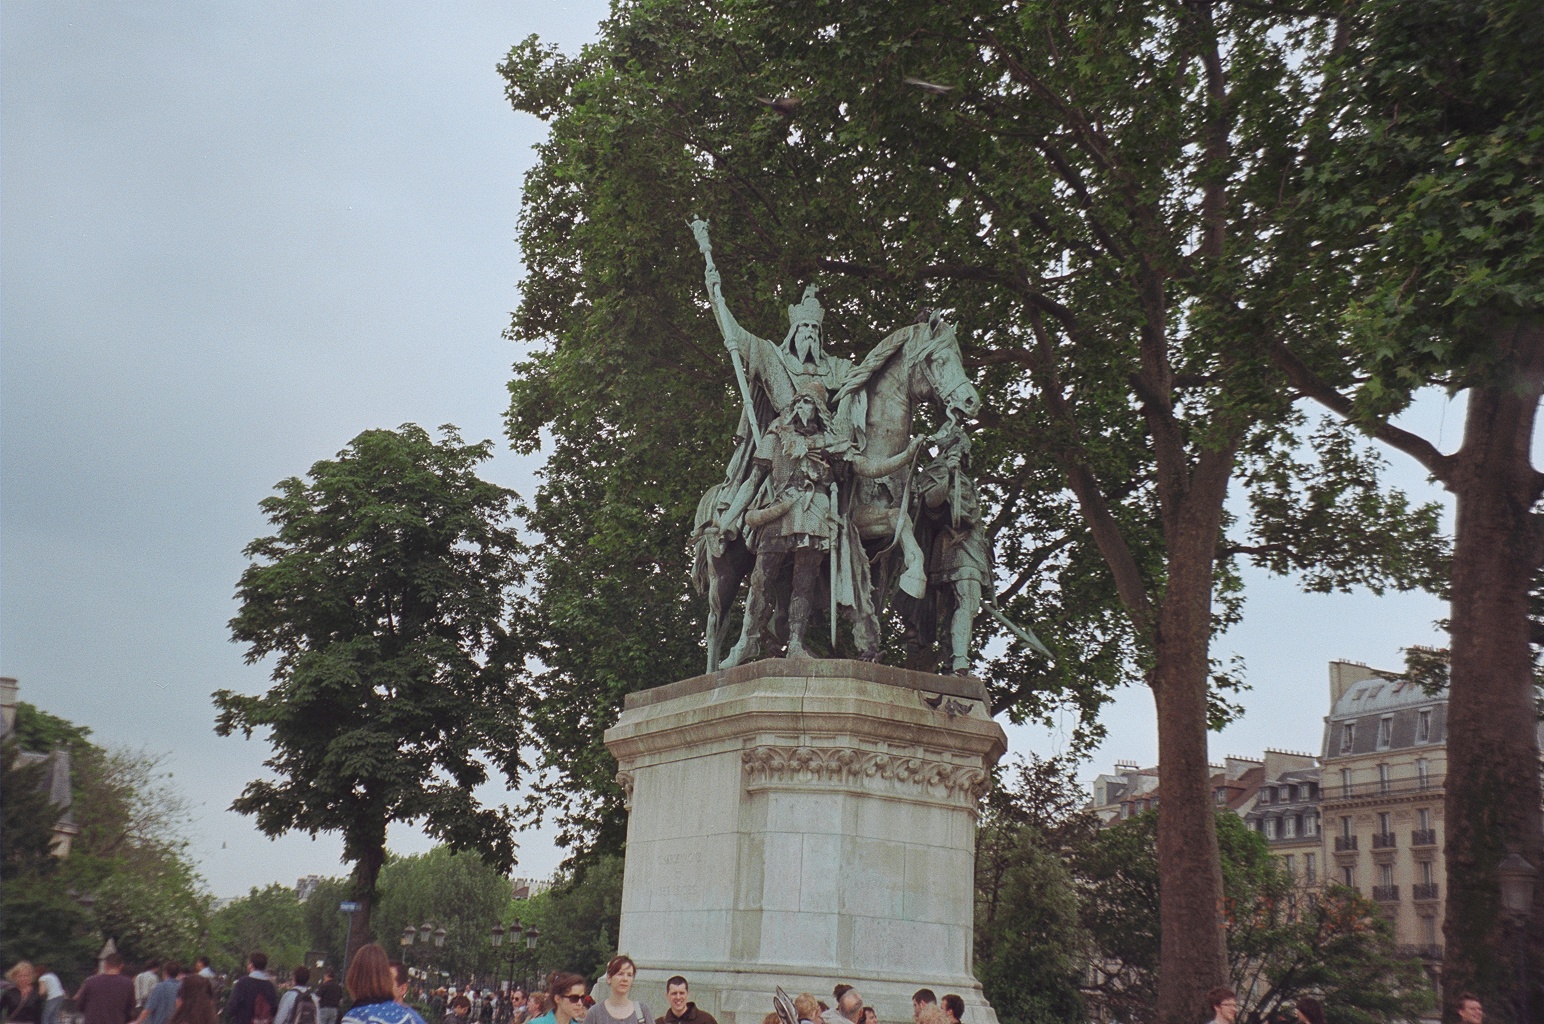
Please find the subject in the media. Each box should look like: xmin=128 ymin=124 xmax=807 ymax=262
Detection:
xmin=1 ymin=677 xmax=17 ymax=736
xmin=1329 ymin=660 xmax=1378 ymax=704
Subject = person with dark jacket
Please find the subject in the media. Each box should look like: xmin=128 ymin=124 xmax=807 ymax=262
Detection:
xmin=78 ymin=955 xmax=137 ymax=1024
xmin=225 ymin=954 xmax=279 ymax=1024
xmin=655 ymin=979 xmax=715 ymax=1024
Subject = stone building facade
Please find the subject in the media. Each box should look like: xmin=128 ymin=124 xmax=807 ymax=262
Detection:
xmin=1240 ymin=750 xmax=1321 ymax=887
xmin=1317 ymin=659 xmax=1447 ymax=968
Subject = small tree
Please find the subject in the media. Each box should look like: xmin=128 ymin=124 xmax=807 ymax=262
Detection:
xmin=216 ymin=424 xmax=529 ymax=960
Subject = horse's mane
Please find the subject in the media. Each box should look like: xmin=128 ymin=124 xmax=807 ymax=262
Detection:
xmin=832 ymin=322 xmax=925 ymax=405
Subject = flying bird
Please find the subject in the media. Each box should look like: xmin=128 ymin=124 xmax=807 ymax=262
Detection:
xmin=904 ymin=76 xmax=955 ymax=95
xmin=756 ymin=95 xmax=802 ymax=116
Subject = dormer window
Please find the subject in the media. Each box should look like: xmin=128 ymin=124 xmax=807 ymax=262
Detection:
xmin=1341 ymin=723 xmax=1356 ymax=753
xmin=1377 ymin=716 xmax=1393 ymax=749
xmin=1417 ymin=708 xmax=1432 ymax=743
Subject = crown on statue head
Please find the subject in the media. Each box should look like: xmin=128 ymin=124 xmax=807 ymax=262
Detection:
xmin=787 ymin=284 xmax=825 ymax=330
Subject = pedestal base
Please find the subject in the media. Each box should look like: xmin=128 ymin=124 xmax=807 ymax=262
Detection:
xmin=603 ymin=660 xmax=1006 ymax=1024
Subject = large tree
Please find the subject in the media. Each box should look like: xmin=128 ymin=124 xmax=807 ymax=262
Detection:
xmin=216 ymin=424 xmax=528 ymax=960
xmin=1264 ymin=1 xmax=1544 ymax=1013
xmin=499 ymin=3 xmax=1441 ymax=1018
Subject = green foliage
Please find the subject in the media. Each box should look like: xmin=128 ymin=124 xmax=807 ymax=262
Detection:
xmin=2 ymin=740 xmax=61 ymax=879
xmin=512 ymin=855 xmax=624 ymax=985
xmin=216 ymin=424 xmax=530 ymax=944
xmin=210 ymin=884 xmax=309 ymax=974
xmin=1075 ymin=810 xmax=1431 ymax=1024
xmin=1304 ymin=0 xmax=1544 ymax=411
xmin=300 ymin=876 xmax=357 ymax=974
xmin=3 ymin=705 xmax=210 ymax=978
xmin=497 ymin=0 xmax=1450 ymax=882
xmin=1 ymin=740 xmax=99 ymax=978
xmin=974 ymin=762 xmax=1430 ymax=1023
xmin=375 ymin=847 xmax=514 ymax=982
xmin=973 ymin=757 xmax=1093 ymax=1024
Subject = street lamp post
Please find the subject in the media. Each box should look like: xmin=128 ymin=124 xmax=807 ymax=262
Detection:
xmin=522 ymin=928 xmax=539 ymax=997
xmin=402 ymin=922 xmax=447 ymax=1003
xmin=1498 ymin=852 xmax=1537 ymax=1024
xmin=490 ymin=920 xmax=523 ymax=1006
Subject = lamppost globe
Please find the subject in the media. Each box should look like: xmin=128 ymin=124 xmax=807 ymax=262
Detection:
xmin=420 ymin=922 xmax=434 ymax=943
xmin=525 ymin=927 xmax=539 ymax=952
xmin=1499 ymin=852 xmax=1537 ymax=920
xmin=401 ymin=925 xmax=416 ymax=947
xmin=434 ymin=926 xmax=447 ymax=948
xmin=490 ymin=923 xmax=505 ymax=947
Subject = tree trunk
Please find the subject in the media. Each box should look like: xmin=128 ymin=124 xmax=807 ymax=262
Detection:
xmin=1152 ymin=482 xmax=1231 ymax=1024
xmin=345 ymin=841 xmax=388 ymax=966
xmin=1442 ymin=315 xmax=1544 ymax=1023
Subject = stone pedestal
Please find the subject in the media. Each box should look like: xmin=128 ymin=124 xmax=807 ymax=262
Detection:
xmin=603 ymin=659 xmax=1006 ymax=1024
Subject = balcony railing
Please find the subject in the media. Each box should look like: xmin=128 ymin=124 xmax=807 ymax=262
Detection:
xmin=1326 ymin=774 xmax=1446 ymax=800
xmin=1413 ymin=882 xmax=1440 ymax=901
xmin=1334 ymin=835 xmax=1359 ymax=852
xmin=1412 ymin=828 xmax=1438 ymax=847
xmin=1397 ymin=943 xmax=1444 ymax=960
xmin=1372 ymin=885 xmax=1400 ymax=902
xmin=1372 ymin=832 xmax=1397 ymax=849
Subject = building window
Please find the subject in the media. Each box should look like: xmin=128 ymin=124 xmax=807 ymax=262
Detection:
xmin=1305 ymin=814 xmax=1319 ymax=836
xmin=1341 ymin=767 xmax=1353 ymax=796
xmin=1422 ymin=915 xmax=1437 ymax=945
xmin=1284 ymin=816 xmax=1298 ymax=838
xmin=1285 ymin=854 xmax=1296 ymax=876
xmin=1378 ymin=716 xmax=1393 ymax=748
xmin=1420 ymin=860 xmax=1434 ymax=885
xmin=1284 ymin=784 xmax=1296 ymax=802
xmin=1418 ymin=808 xmax=1431 ymax=831
xmin=1378 ymin=811 xmax=1391 ymax=834
xmin=1378 ymin=763 xmax=1391 ymax=794
xmin=1341 ymin=723 xmax=1356 ymax=753
xmin=1264 ymin=818 xmax=1277 ymax=839
xmin=1417 ymin=758 xmax=1430 ymax=789
xmin=1380 ymin=863 xmax=1395 ymax=887
xmin=1417 ymin=708 xmax=1432 ymax=743
xmin=1343 ymin=865 xmax=1355 ymax=887
xmin=1305 ymin=853 xmax=1317 ymax=883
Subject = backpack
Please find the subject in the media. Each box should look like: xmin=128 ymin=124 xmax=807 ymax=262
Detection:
xmin=294 ymin=992 xmax=318 ymax=1024
xmin=253 ymin=989 xmax=274 ymax=1024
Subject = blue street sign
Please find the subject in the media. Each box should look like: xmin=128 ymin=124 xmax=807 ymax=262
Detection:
xmin=339 ymin=900 xmax=360 ymax=912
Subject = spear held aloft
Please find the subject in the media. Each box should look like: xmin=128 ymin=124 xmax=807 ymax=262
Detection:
xmin=689 ymin=217 xmax=761 ymax=446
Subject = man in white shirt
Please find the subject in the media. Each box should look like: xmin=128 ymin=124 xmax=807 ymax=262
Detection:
xmin=134 ymin=963 xmax=161 ymax=1015
xmin=37 ymin=965 xmax=66 ymax=1024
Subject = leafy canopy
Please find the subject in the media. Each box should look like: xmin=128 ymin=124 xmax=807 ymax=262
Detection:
xmin=217 ymin=424 xmax=529 ymax=884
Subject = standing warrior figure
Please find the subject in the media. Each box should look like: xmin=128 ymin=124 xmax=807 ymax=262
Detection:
xmin=914 ymin=422 xmax=991 ymax=674
xmin=720 ymin=383 xmax=924 ymax=664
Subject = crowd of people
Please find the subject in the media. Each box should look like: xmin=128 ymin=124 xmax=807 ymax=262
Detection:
xmin=1 ymin=954 xmax=1492 ymax=1024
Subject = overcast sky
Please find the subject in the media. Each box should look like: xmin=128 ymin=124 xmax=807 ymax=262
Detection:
xmin=3 ymin=2 xmax=1469 ymax=899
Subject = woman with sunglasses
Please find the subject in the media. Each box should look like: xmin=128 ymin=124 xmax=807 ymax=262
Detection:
xmin=526 ymin=974 xmax=587 ymax=1024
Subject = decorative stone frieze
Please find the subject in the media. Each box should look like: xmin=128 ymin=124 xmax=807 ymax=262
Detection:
xmin=740 ymin=745 xmax=990 ymax=806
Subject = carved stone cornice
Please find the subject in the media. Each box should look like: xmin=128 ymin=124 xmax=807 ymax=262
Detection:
xmin=741 ymin=745 xmax=990 ymax=808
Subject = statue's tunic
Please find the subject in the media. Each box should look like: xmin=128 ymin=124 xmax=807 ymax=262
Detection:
xmin=751 ymin=422 xmax=840 ymax=554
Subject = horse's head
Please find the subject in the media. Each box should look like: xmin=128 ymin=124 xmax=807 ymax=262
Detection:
xmin=911 ymin=317 xmax=982 ymax=422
